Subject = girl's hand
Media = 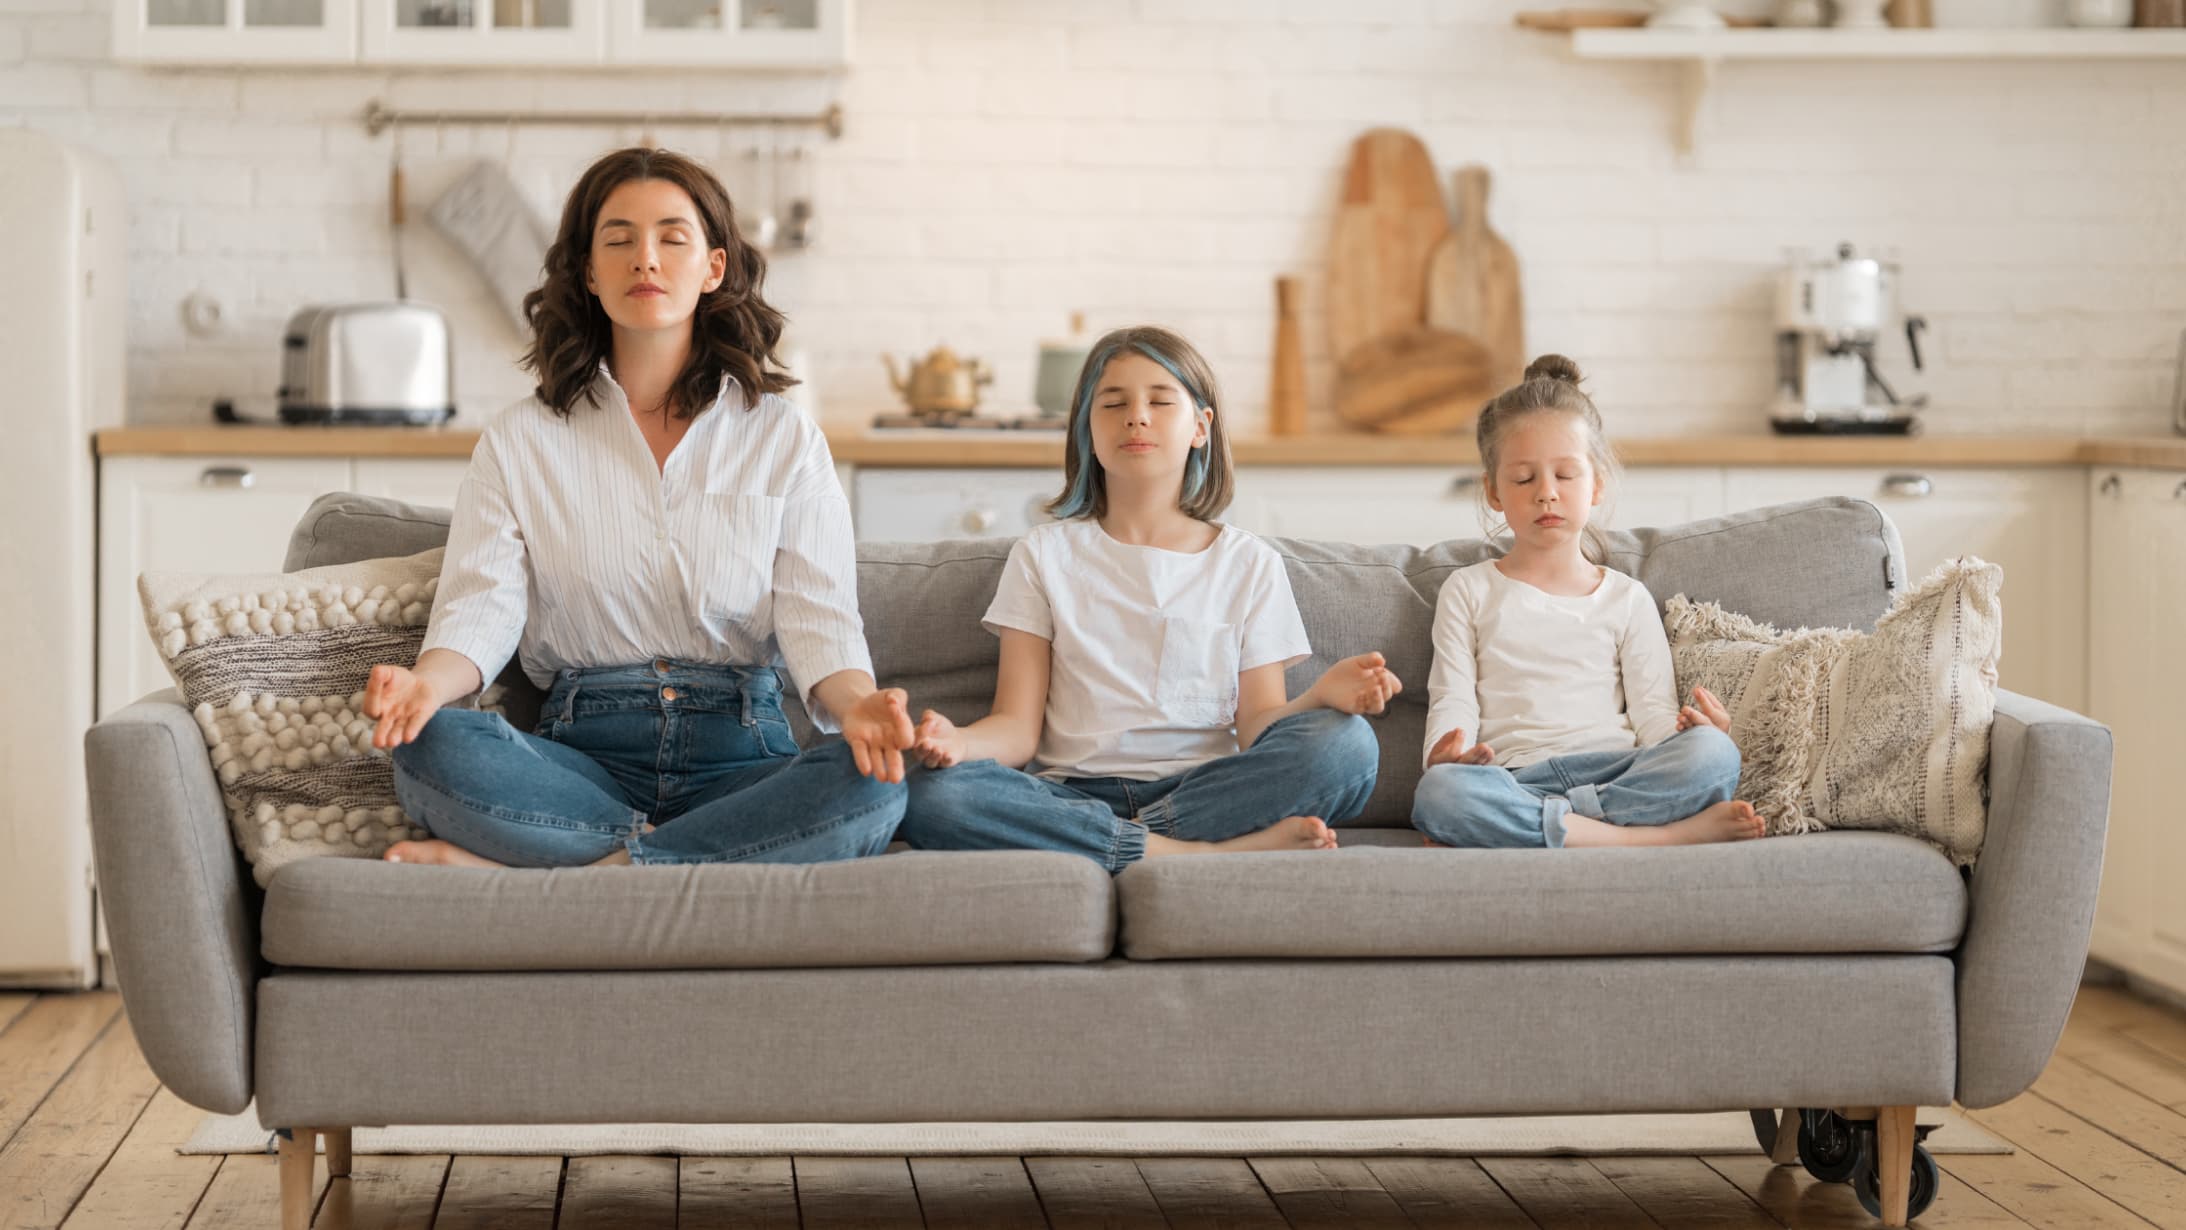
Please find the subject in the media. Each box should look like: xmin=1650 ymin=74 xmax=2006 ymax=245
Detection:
xmin=911 ymin=709 xmax=968 ymax=770
xmin=1311 ymin=652 xmax=1404 ymax=716
xmin=841 ymin=687 xmax=915 ymax=783
xmin=1426 ymin=727 xmax=1495 ymax=768
xmin=363 ymin=664 xmax=444 ymax=750
xmin=1676 ymin=684 xmax=1731 ymax=735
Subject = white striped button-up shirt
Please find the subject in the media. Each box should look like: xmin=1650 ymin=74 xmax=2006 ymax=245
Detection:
xmin=422 ymin=368 xmax=870 ymax=728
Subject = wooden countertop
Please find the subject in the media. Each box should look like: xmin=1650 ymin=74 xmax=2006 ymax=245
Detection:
xmin=93 ymin=425 xmax=2186 ymax=471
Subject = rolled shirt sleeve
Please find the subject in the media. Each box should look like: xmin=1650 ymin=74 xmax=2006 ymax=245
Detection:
xmin=419 ymin=436 xmax=529 ymax=688
xmin=769 ymin=445 xmax=873 ymax=728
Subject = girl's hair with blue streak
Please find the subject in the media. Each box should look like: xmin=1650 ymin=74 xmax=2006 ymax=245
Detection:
xmin=1045 ymin=325 xmax=1234 ymax=522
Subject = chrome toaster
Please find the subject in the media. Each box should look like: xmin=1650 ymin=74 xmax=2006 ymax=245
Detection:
xmin=278 ymin=302 xmax=456 ymax=425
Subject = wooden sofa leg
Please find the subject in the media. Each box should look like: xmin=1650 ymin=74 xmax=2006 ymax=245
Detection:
xmin=1876 ymin=1105 xmax=1916 ymax=1227
xmin=1770 ymin=1108 xmax=1803 ymax=1165
xmin=325 ymin=1127 xmax=352 ymax=1179
xmin=278 ymin=1129 xmax=317 ymax=1230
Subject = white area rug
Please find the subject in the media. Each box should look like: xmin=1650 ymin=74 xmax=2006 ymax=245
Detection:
xmin=185 ymin=1105 xmax=2009 ymax=1158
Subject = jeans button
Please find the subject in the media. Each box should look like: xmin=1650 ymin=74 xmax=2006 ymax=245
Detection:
xmin=653 ymin=657 xmax=670 ymax=673
xmin=661 ymin=686 xmax=679 ymax=702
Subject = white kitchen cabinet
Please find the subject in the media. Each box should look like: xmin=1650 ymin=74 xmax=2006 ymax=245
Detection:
xmin=1606 ymin=466 xmax=1724 ymax=533
xmin=853 ymin=467 xmax=1059 ymax=543
xmin=1722 ymin=466 xmax=2087 ymax=711
xmin=98 ymin=455 xmax=352 ymax=717
xmin=112 ymin=0 xmax=359 ymax=63
xmin=351 ymin=457 xmax=471 ymax=508
xmin=608 ymin=0 xmax=851 ymax=67
xmin=2086 ymin=468 xmax=2186 ymax=996
xmin=359 ymin=0 xmax=604 ymax=65
xmin=1229 ymin=466 xmax=1491 ymax=546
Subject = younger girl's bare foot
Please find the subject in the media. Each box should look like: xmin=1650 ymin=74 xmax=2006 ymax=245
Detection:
xmin=1561 ymin=800 xmax=1765 ymax=848
xmin=383 ymin=838 xmax=504 ymax=868
xmin=1145 ymin=815 xmax=1339 ymax=857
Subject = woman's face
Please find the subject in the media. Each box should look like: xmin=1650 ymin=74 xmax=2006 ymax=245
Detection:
xmin=583 ymin=177 xmax=728 ymax=336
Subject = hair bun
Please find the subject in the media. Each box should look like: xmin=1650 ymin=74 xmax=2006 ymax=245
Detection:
xmin=1524 ymin=354 xmax=1584 ymax=387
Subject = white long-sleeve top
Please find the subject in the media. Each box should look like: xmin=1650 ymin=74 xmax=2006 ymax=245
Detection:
xmin=1422 ymin=560 xmax=1681 ymax=770
xmin=420 ymin=367 xmax=870 ymax=728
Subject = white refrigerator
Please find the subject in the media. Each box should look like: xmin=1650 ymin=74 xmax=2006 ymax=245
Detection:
xmin=0 ymin=129 xmax=125 ymax=987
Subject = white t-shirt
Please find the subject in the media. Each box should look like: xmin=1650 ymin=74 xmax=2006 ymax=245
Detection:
xmin=1422 ymin=559 xmax=1681 ymax=771
xmin=983 ymin=518 xmax=1313 ymax=782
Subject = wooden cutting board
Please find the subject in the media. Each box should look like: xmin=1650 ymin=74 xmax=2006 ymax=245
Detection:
xmin=1334 ymin=328 xmax=1497 ymax=435
xmin=1326 ymin=129 xmax=1448 ymax=369
xmin=1425 ymin=165 xmax=1525 ymax=395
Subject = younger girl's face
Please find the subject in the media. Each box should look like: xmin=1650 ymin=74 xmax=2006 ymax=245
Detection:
xmin=584 ymin=177 xmax=729 ymax=337
xmin=1087 ymin=351 xmax=1208 ymax=497
xmin=1486 ymin=413 xmax=1603 ymax=548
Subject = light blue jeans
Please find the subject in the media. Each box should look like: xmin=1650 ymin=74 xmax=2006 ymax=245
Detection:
xmin=390 ymin=661 xmax=905 ymax=867
xmin=897 ymin=708 xmax=1382 ymax=872
xmin=1411 ymin=725 xmax=1742 ymax=849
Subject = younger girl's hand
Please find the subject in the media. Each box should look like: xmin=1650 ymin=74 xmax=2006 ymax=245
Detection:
xmin=911 ymin=709 xmax=968 ymax=770
xmin=841 ymin=687 xmax=914 ymax=783
xmin=1676 ymin=684 xmax=1731 ymax=735
xmin=1311 ymin=652 xmax=1404 ymax=715
xmin=362 ymin=664 xmax=444 ymax=750
xmin=1426 ymin=727 xmax=1495 ymax=768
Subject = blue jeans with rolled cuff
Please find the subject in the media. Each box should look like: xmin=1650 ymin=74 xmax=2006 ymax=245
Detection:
xmin=1411 ymin=725 xmax=1741 ymax=849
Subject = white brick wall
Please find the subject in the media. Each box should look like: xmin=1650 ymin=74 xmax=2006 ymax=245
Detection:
xmin=5 ymin=0 xmax=2183 ymax=437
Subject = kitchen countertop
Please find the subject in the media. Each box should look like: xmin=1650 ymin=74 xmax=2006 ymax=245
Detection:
xmin=92 ymin=425 xmax=2186 ymax=470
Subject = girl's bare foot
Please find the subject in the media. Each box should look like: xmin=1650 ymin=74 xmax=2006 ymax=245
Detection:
xmin=1145 ymin=815 xmax=1339 ymax=857
xmin=1561 ymin=800 xmax=1765 ymax=848
xmin=383 ymin=838 xmax=504 ymax=868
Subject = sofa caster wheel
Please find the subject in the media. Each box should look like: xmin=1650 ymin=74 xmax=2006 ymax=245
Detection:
xmin=1799 ymin=1109 xmax=1862 ymax=1184
xmin=1854 ymin=1141 xmax=1939 ymax=1222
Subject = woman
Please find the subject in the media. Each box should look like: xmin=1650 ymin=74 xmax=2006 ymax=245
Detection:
xmin=363 ymin=147 xmax=912 ymax=869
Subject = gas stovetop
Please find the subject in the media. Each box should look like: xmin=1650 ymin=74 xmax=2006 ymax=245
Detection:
xmin=870 ymin=413 xmax=1066 ymax=431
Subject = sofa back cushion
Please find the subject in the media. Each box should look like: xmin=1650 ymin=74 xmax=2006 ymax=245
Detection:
xmin=288 ymin=493 xmax=1903 ymax=823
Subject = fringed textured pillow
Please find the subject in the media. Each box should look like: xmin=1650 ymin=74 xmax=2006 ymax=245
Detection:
xmin=137 ymin=549 xmax=444 ymax=885
xmin=1664 ymin=557 xmax=2003 ymax=865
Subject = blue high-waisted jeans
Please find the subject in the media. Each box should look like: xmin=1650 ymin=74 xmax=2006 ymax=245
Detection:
xmin=897 ymin=708 xmax=1382 ymax=872
xmin=1410 ymin=724 xmax=1742 ymax=849
xmin=390 ymin=660 xmax=904 ymax=867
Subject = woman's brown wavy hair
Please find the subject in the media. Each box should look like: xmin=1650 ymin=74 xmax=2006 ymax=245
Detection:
xmin=520 ymin=147 xmax=795 ymax=419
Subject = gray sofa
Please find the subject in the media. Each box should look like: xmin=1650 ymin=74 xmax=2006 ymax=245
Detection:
xmin=84 ymin=493 xmax=2111 ymax=1229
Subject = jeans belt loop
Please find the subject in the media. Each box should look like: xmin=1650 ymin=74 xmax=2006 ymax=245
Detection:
xmin=740 ymin=686 xmax=755 ymax=727
xmin=559 ymin=681 xmax=578 ymax=724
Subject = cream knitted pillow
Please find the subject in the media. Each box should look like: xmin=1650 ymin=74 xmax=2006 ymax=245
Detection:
xmin=1664 ymin=557 xmax=2003 ymax=865
xmin=137 ymin=549 xmax=444 ymax=886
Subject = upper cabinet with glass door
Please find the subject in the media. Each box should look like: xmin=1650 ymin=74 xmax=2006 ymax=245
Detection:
xmin=607 ymin=0 xmax=850 ymax=68
xmin=359 ymin=0 xmax=604 ymax=64
xmin=113 ymin=0 xmax=359 ymax=64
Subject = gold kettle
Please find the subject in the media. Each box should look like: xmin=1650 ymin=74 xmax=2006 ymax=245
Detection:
xmin=884 ymin=345 xmax=993 ymax=417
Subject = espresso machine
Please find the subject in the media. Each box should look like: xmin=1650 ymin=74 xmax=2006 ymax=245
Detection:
xmin=1770 ymin=243 xmax=1929 ymax=435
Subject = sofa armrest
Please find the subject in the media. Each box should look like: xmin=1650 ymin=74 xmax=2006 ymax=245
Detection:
xmin=1955 ymin=689 xmax=2112 ymax=1108
xmin=84 ymin=691 xmax=256 ymax=1113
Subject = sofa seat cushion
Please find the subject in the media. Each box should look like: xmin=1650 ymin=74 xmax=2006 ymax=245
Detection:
xmin=262 ymin=850 xmax=1115 ymax=971
xmin=1117 ymin=830 xmax=1964 ymax=959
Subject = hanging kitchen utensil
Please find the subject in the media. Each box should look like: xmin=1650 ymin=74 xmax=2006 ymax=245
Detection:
xmin=1325 ymin=128 xmax=1448 ymax=371
xmin=389 ymin=122 xmax=408 ymax=300
xmin=1425 ymin=164 xmax=1526 ymax=394
xmin=748 ymin=132 xmax=779 ymax=251
xmin=428 ymin=158 xmax=552 ymax=334
xmin=783 ymin=143 xmax=816 ymax=249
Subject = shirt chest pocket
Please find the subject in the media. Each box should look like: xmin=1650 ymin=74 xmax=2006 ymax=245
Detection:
xmin=692 ymin=492 xmax=785 ymax=628
xmin=1154 ymin=616 xmax=1240 ymax=727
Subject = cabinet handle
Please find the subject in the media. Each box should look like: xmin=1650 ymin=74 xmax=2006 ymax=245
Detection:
xmin=1880 ymin=473 xmax=1933 ymax=498
xmin=961 ymin=508 xmax=997 ymax=534
xmin=2099 ymin=474 xmax=2122 ymax=497
xmin=1448 ymin=475 xmax=1480 ymax=497
xmin=198 ymin=466 xmax=255 ymax=489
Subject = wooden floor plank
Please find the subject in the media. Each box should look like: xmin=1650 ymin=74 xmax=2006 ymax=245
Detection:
xmin=1480 ymin=1157 xmax=1659 ymax=1229
xmin=0 ymin=997 xmax=34 ymax=1038
xmin=1963 ymin=1093 xmax=2186 ymax=1228
xmin=310 ymin=1154 xmax=446 ymax=1230
xmin=1021 ymin=1156 xmax=1169 ymax=1230
xmin=1133 ymin=1157 xmax=1287 ymax=1229
xmin=678 ymin=1156 xmax=797 ymax=1229
xmin=427 ymin=1156 xmax=558 ymax=1230
xmin=2057 ymin=1019 xmax=2186 ymax=1110
xmin=909 ymin=1157 xmax=1046 ymax=1229
xmin=0 ymin=1012 xmax=160 ymax=1230
xmin=557 ymin=1156 xmax=674 ymax=1230
xmin=1700 ymin=1152 xmax=2032 ymax=1229
xmin=183 ymin=1154 xmax=325 ymax=1230
xmin=1248 ymin=1156 xmax=1412 ymax=1228
xmin=0 ymin=994 xmax=122 ymax=1152
xmin=1361 ymin=1156 xmax=1538 ymax=1228
xmin=58 ymin=1087 xmax=222 ymax=1230
xmin=1592 ymin=1155 xmax=1779 ymax=1229
xmin=2032 ymin=1054 xmax=2186 ymax=1171
xmin=793 ymin=1157 xmax=922 ymax=1229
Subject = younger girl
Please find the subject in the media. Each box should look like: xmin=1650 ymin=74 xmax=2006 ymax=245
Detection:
xmin=1414 ymin=354 xmax=1762 ymax=849
xmin=899 ymin=326 xmax=1397 ymax=870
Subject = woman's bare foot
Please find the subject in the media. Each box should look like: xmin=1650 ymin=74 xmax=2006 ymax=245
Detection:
xmin=1145 ymin=815 xmax=1339 ymax=857
xmin=382 ymin=838 xmax=504 ymax=868
xmin=1560 ymin=800 xmax=1765 ymax=848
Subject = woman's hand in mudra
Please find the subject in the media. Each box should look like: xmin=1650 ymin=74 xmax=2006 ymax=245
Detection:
xmin=841 ymin=686 xmax=916 ymax=783
xmin=362 ymin=664 xmax=445 ymax=750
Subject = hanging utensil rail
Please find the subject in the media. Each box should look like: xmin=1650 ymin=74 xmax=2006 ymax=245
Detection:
xmin=362 ymin=99 xmax=844 ymax=140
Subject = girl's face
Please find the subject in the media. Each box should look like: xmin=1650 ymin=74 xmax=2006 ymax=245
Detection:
xmin=584 ymin=178 xmax=728 ymax=337
xmin=1485 ymin=413 xmax=1603 ymax=549
xmin=1087 ymin=351 xmax=1208 ymax=500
